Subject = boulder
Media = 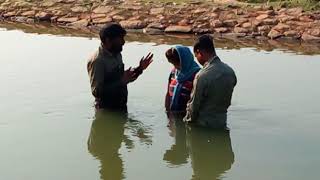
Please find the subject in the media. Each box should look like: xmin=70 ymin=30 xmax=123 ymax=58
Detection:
xmin=120 ymin=20 xmax=147 ymax=29
xmin=147 ymin=23 xmax=166 ymax=30
xmin=223 ymin=33 xmax=247 ymax=38
xmin=210 ymin=19 xmax=223 ymax=28
xmin=35 ymin=12 xmax=53 ymax=21
xmin=257 ymin=10 xmax=274 ymax=15
xmin=41 ymin=1 xmax=55 ymax=7
xmin=299 ymin=16 xmax=314 ymax=22
xmin=3 ymin=11 xmax=16 ymax=18
xmin=272 ymin=23 xmax=290 ymax=32
xmin=286 ymin=7 xmax=303 ymax=16
xmin=308 ymin=28 xmax=320 ymax=37
xmin=21 ymin=10 xmax=36 ymax=17
xmin=92 ymin=17 xmax=112 ymax=24
xmin=278 ymin=15 xmax=296 ymax=23
xmin=234 ymin=27 xmax=249 ymax=33
xmin=223 ymin=20 xmax=237 ymax=27
xmin=209 ymin=13 xmax=219 ymax=19
xmin=261 ymin=18 xmax=279 ymax=25
xmin=69 ymin=19 xmax=89 ymax=28
xmin=214 ymin=27 xmax=228 ymax=33
xmin=165 ymin=25 xmax=192 ymax=33
xmin=143 ymin=27 xmax=164 ymax=35
xmin=14 ymin=16 xmax=28 ymax=23
xmin=256 ymin=14 xmax=269 ymax=21
xmin=178 ymin=19 xmax=190 ymax=26
xmin=57 ymin=16 xmax=79 ymax=23
xmin=268 ymin=29 xmax=282 ymax=39
xmin=71 ymin=6 xmax=88 ymax=13
xmin=258 ymin=25 xmax=271 ymax=33
xmin=150 ymin=8 xmax=164 ymax=15
xmin=93 ymin=6 xmax=114 ymax=14
xmin=26 ymin=18 xmax=34 ymax=24
xmin=192 ymin=28 xmax=212 ymax=34
xmin=193 ymin=8 xmax=207 ymax=14
xmin=113 ymin=15 xmax=125 ymax=21
xmin=91 ymin=14 xmax=106 ymax=19
xmin=242 ymin=22 xmax=252 ymax=28
xmin=283 ymin=30 xmax=300 ymax=38
xmin=237 ymin=18 xmax=248 ymax=25
xmin=301 ymin=32 xmax=320 ymax=42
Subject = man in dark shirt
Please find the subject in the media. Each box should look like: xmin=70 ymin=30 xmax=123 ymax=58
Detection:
xmin=184 ymin=35 xmax=237 ymax=128
xmin=87 ymin=23 xmax=153 ymax=111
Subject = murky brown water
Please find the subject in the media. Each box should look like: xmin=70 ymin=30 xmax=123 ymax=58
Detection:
xmin=1 ymin=22 xmax=320 ymax=180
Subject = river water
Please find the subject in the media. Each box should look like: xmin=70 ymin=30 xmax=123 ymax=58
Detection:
xmin=0 ymin=23 xmax=320 ymax=180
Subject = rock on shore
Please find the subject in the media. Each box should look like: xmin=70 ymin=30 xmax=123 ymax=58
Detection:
xmin=0 ymin=0 xmax=320 ymax=43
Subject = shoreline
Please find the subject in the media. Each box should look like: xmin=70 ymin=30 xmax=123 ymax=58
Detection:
xmin=0 ymin=1 xmax=320 ymax=44
xmin=1 ymin=21 xmax=320 ymax=55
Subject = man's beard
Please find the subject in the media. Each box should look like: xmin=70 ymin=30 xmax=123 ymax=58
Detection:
xmin=110 ymin=45 xmax=123 ymax=54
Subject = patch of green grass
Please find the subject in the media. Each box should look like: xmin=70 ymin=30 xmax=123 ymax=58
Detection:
xmin=142 ymin=0 xmax=208 ymax=4
xmin=239 ymin=0 xmax=320 ymax=11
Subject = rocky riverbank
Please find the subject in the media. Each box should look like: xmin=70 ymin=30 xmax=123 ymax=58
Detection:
xmin=0 ymin=0 xmax=320 ymax=44
xmin=2 ymin=21 xmax=320 ymax=55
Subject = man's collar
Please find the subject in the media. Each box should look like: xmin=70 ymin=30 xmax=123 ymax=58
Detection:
xmin=204 ymin=55 xmax=220 ymax=67
xmin=99 ymin=45 xmax=114 ymax=57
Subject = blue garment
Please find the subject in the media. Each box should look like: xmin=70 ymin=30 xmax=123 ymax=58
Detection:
xmin=170 ymin=46 xmax=201 ymax=111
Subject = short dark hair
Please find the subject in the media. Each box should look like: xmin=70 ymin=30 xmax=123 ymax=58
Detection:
xmin=99 ymin=23 xmax=126 ymax=43
xmin=193 ymin=34 xmax=215 ymax=54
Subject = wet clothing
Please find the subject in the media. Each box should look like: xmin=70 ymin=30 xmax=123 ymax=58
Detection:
xmin=87 ymin=46 xmax=128 ymax=111
xmin=166 ymin=69 xmax=197 ymax=111
xmin=166 ymin=46 xmax=200 ymax=111
xmin=184 ymin=56 xmax=237 ymax=128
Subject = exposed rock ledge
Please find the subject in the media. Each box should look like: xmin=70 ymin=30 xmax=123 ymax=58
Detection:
xmin=0 ymin=0 xmax=320 ymax=44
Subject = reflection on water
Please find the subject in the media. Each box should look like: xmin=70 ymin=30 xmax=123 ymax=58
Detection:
xmin=1 ymin=21 xmax=320 ymax=55
xmin=164 ymin=114 xmax=234 ymax=180
xmin=87 ymin=111 xmax=152 ymax=180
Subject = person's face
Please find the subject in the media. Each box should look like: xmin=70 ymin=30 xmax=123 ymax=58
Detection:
xmin=168 ymin=58 xmax=181 ymax=70
xmin=194 ymin=49 xmax=206 ymax=65
xmin=109 ymin=35 xmax=125 ymax=54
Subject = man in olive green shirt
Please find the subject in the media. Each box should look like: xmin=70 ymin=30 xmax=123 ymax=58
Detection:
xmin=184 ymin=35 xmax=237 ymax=128
xmin=87 ymin=23 xmax=153 ymax=111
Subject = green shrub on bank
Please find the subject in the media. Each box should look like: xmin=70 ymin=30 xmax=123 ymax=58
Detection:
xmin=239 ymin=0 xmax=320 ymax=10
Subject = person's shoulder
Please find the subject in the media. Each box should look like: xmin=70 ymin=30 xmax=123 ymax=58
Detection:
xmin=89 ymin=49 xmax=106 ymax=64
xmin=88 ymin=49 xmax=99 ymax=62
xmin=221 ymin=61 xmax=236 ymax=76
xmin=194 ymin=69 xmax=208 ymax=84
xmin=197 ymin=67 xmax=210 ymax=78
xmin=87 ymin=50 xmax=105 ymax=71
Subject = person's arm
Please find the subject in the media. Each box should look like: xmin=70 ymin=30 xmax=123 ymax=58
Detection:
xmin=184 ymin=75 xmax=206 ymax=122
xmin=88 ymin=59 xmax=106 ymax=99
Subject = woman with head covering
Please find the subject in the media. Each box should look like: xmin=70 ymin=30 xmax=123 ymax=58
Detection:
xmin=165 ymin=46 xmax=201 ymax=112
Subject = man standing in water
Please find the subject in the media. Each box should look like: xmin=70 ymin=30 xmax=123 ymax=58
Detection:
xmin=87 ymin=23 xmax=153 ymax=111
xmin=184 ymin=35 xmax=237 ymax=128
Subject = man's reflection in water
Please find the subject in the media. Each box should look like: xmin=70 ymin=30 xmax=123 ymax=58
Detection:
xmin=164 ymin=113 xmax=234 ymax=180
xmin=87 ymin=110 xmax=152 ymax=180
